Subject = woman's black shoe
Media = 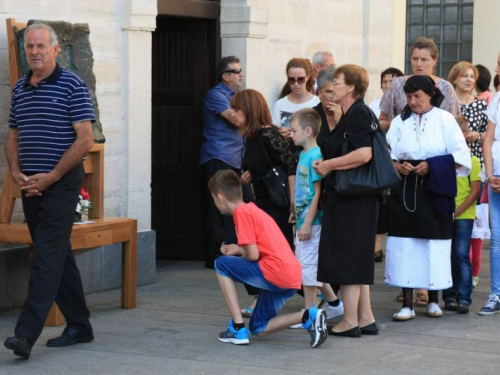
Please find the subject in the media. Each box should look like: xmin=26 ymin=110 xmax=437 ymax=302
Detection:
xmin=328 ymin=326 xmax=361 ymax=338
xmin=374 ymin=249 xmax=384 ymax=262
xmin=360 ymin=322 xmax=379 ymax=335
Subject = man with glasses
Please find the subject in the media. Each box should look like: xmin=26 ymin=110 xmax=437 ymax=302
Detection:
xmin=200 ymin=56 xmax=247 ymax=269
xmin=311 ymin=51 xmax=335 ymax=92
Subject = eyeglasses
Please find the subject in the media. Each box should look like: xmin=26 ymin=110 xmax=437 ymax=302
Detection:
xmin=288 ymin=76 xmax=306 ymax=85
xmin=224 ymin=69 xmax=243 ymax=75
xmin=332 ymin=81 xmax=346 ymax=86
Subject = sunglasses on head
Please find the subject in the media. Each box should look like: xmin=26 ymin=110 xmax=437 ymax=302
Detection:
xmin=224 ymin=69 xmax=243 ymax=75
xmin=288 ymin=76 xmax=306 ymax=85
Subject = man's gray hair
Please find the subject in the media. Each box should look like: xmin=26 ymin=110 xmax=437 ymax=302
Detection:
xmin=317 ymin=66 xmax=335 ymax=91
xmin=24 ymin=23 xmax=59 ymax=47
xmin=312 ymin=51 xmax=333 ymax=67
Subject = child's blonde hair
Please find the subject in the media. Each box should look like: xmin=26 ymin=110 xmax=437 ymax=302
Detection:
xmin=290 ymin=108 xmax=321 ymax=137
xmin=455 ymin=114 xmax=469 ymax=133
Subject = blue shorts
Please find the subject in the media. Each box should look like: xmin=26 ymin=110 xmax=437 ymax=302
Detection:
xmin=215 ymin=256 xmax=297 ymax=335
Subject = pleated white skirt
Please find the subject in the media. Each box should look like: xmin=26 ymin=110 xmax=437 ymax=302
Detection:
xmin=384 ymin=236 xmax=452 ymax=290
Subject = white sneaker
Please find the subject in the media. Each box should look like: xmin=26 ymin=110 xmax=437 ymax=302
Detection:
xmin=392 ymin=307 xmax=416 ymax=321
xmin=288 ymin=323 xmax=303 ymax=329
xmin=320 ymin=300 xmax=344 ymax=320
xmin=427 ymin=302 xmax=443 ymax=317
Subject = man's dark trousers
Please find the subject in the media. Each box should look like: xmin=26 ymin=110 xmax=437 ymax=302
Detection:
xmin=15 ymin=163 xmax=91 ymax=346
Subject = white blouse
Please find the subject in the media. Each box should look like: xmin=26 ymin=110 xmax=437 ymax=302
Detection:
xmin=486 ymin=91 xmax=500 ymax=175
xmin=386 ymin=107 xmax=471 ymax=176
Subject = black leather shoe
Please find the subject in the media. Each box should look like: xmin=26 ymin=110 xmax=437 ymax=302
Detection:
xmin=4 ymin=336 xmax=32 ymax=359
xmin=360 ymin=322 xmax=379 ymax=335
xmin=46 ymin=327 xmax=94 ymax=347
xmin=328 ymin=326 xmax=361 ymax=338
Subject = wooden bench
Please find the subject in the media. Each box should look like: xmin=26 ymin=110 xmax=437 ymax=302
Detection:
xmin=1 ymin=18 xmax=138 ymax=326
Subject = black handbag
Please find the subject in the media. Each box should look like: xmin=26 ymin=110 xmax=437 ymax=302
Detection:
xmin=259 ymin=132 xmax=290 ymax=208
xmin=335 ymin=105 xmax=401 ymax=197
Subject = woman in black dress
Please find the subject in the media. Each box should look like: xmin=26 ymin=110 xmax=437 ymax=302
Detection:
xmin=313 ymin=65 xmax=379 ymax=337
xmin=231 ymin=89 xmax=296 ymax=247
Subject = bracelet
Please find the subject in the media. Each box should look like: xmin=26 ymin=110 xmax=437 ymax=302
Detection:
xmin=486 ymin=174 xmax=493 ymax=183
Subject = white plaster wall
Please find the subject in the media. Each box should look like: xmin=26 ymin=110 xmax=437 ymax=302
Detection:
xmin=221 ymin=0 xmax=396 ymax=109
xmin=0 ymin=0 xmax=155 ymax=230
xmin=473 ymin=0 xmax=500 ymax=90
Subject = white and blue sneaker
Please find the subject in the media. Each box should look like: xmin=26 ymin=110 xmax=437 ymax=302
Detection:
xmin=302 ymin=305 xmax=327 ymax=348
xmin=478 ymin=294 xmax=500 ymax=316
xmin=319 ymin=299 xmax=344 ymax=320
xmin=218 ymin=319 xmax=250 ymax=345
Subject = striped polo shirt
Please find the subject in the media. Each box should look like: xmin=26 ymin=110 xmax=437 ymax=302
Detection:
xmin=9 ymin=63 xmax=95 ymax=172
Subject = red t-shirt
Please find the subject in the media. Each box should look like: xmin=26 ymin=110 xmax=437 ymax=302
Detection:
xmin=233 ymin=203 xmax=301 ymax=289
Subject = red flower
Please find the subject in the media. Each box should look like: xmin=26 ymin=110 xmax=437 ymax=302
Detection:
xmin=80 ymin=186 xmax=91 ymax=200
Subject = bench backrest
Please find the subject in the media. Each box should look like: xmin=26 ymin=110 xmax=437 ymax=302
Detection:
xmin=0 ymin=145 xmax=104 ymax=223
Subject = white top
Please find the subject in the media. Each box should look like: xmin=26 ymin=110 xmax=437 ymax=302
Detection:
xmin=386 ymin=107 xmax=471 ymax=176
xmin=486 ymin=91 xmax=500 ymax=175
xmin=271 ymin=95 xmax=320 ymax=127
xmin=368 ymin=98 xmax=381 ymax=119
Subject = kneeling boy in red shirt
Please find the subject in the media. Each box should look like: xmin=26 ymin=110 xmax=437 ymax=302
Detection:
xmin=209 ymin=170 xmax=327 ymax=348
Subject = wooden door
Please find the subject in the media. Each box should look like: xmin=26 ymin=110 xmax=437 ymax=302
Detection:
xmin=152 ymin=16 xmax=218 ymax=259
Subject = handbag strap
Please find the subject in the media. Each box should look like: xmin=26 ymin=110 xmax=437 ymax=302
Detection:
xmin=259 ymin=129 xmax=275 ymax=170
xmin=341 ymin=103 xmax=379 ymax=152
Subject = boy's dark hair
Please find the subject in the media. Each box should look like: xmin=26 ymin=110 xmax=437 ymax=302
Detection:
xmin=494 ymin=74 xmax=500 ymax=90
xmin=455 ymin=114 xmax=469 ymax=133
xmin=380 ymin=67 xmax=404 ymax=85
xmin=217 ymin=56 xmax=240 ymax=82
xmin=290 ymin=108 xmax=321 ymax=137
xmin=208 ymin=170 xmax=243 ymax=202
xmin=475 ymin=64 xmax=492 ymax=93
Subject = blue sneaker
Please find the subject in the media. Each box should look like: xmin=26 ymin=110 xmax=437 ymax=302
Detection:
xmin=478 ymin=294 xmax=500 ymax=316
xmin=302 ymin=305 xmax=327 ymax=348
xmin=218 ymin=320 xmax=250 ymax=345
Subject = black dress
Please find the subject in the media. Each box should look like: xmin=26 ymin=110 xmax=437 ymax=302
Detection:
xmin=317 ymin=99 xmax=379 ymax=285
xmin=243 ymin=126 xmax=297 ymax=248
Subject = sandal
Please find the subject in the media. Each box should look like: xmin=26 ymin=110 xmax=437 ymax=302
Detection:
xmin=415 ymin=292 xmax=428 ymax=307
xmin=396 ymin=292 xmax=404 ymax=303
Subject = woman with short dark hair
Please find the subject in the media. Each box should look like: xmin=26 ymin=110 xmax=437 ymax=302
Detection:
xmin=385 ymin=75 xmax=471 ymax=321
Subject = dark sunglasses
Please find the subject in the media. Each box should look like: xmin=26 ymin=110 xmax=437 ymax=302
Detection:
xmin=288 ymin=76 xmax=306 ymax=85
xmin=224 ymin=69 xmax=243 ymax=75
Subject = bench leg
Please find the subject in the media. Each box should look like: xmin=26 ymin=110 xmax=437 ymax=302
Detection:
xmin=45 ymin=303 xmax=65 ymax=326
xmin=122 ymin=220 xmax=137 ymax=308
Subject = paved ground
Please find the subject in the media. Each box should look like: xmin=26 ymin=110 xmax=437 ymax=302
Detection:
xmin=1 ymin=245 xmax=499 ymax=375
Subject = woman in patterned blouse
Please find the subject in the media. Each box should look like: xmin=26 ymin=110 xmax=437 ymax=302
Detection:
xmin=449 ymin=61 xmax=489 ymax=291
xmin=449 ymin=62 xmax=488 ymax=167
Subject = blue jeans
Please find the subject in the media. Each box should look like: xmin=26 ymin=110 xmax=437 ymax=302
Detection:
xmin=443 ymin=219 xmax=474 ymax=304
xmin=215 ymin=256 xmax=297 ymax=335
xmin=489 ymin=183 xmax=500 ymax=295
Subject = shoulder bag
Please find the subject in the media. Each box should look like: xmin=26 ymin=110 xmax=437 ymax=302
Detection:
xmin=335 ymin=105 xmax=401 ymax=197
xmin=259 ymin=131 xmax=291 ymax=208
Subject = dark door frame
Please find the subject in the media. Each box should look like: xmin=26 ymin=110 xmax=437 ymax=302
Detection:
xmin=152 ymin=1 xmax=221 ymax=260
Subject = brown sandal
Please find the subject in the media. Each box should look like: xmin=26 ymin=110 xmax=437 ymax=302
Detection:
xmin=396 ymin=292 xmax=404 ymax=303
xmin=415 ymin=292 xmax=428 ymax=307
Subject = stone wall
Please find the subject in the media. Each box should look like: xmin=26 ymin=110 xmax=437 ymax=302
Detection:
xmin=220 ymin=0 xmax=402 ymax=110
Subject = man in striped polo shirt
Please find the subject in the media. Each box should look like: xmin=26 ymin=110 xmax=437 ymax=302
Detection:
xmin=4 ymin=23 xmax=95 ymax=359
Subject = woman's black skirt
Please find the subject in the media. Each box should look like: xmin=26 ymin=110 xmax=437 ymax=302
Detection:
xmin=317 ymin=192 xmax=379 ymax=285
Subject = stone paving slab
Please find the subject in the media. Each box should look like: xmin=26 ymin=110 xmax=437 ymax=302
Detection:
xmin=1 ymin=251 xmax=499 ymax=375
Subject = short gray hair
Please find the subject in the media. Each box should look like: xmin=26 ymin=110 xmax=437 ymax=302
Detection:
xmin=312 ymin=51 xmax=333 ymax=67
xmin=317 ymin=67 xmax=335 ymax=91
xmin=24 ymin=23 xmax=59 ymax=47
